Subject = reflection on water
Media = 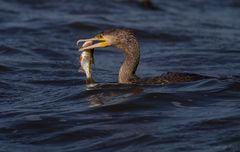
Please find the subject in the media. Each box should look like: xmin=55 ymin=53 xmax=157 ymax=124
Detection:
xmin=86 ymin=83 xmax=144 ymax=107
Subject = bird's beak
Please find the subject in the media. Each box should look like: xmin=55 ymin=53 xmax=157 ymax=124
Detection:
xmin=77 ymin=37 xmax=110 ymax=51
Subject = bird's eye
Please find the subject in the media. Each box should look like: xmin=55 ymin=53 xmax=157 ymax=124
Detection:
xmin=96 ymin=33 xmax=104 ymax=39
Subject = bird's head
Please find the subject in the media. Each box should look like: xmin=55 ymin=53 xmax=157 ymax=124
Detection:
xmin=77 ymin=29 xmax=137 ymax=51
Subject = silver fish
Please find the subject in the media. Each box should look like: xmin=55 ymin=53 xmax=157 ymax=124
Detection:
xmin=79 ymin=41 xmax=95 ymax=84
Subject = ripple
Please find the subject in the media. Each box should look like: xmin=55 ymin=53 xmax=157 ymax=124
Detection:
xmin=28 ymin=79 xmax=84 ymax=86
xmin=0 ymin=64 xmax=13 ymax=72
xmin=187 ymin=115 xmax=240 ymax=131
xmin=135 ymin=29 xmax=192 ymax=42
xmin=31 ymin=48 xmax=69 ymax=60
xmin=0 ymin=27 xmax=37 ymax=34
xmin=228 ymin=82 xmax=240 ymax=92
xmin=32 ymin=128 xmax=111 ymax=144
xmin=87 ymin=134 xmax=159 ymax=151
xmin=0 ymin=45 xmax=20 ymax=55
xmin=126 ymin=0 xmax=160 ymax=10
xmin=66 ymin=22 xmax=100 ymax=31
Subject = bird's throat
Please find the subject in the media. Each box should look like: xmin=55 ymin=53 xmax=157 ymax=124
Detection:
xmin=118 ymin=47 xmax=140 ymax=84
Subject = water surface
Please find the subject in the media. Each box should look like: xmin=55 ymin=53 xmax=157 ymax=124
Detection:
xmin=0 ymin=0 xmax=240 ymax=152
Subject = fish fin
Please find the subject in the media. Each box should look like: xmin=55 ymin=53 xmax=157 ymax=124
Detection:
xmin=90 ymin=50 xmax=95 ymax=68
xmin=86 ymin=77 xmax=95 ymax=84
xmin=79 ymin=55 xmax=84 ymax=72
xmin=89 ymin=57 xmax=94 ymax=65
xmin=78 ymin=66 xmax=85 ymax=73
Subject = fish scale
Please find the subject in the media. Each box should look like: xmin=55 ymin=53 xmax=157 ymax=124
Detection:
xmin=79 ymin=41 xmax=95 ymax=84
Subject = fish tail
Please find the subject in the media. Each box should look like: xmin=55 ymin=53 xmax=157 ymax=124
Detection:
xmin=86 ymin=77 xmax=95 ymax=84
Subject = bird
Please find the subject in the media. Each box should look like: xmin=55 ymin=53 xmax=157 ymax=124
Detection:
xmin=77 ymin=28 xmax=212 ymax=84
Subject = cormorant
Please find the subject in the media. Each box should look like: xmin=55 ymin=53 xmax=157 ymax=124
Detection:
xmin=77 ymin=29 xmax=211 ymax=84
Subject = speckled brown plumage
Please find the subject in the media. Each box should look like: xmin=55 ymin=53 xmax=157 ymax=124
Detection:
xmin=135 ymin=72 xmax=212 ymax=84
xmin=85 ymin=29 xmax=212 ymax=84
xmin=101 ymin=29 xmax=140 ymax=83
xmin=101 ymin=29 xmax=212 ymax=84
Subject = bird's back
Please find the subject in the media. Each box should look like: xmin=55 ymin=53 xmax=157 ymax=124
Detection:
xmin=136 ymin=72 xmax=213 ymax=84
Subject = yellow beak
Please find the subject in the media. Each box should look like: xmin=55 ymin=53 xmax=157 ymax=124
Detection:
xmin=77 ymin=37 xmax=110 ymax=51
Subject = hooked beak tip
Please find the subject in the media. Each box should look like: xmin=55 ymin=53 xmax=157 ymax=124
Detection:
xmin=76 ymin=37 xmax=98 ymax=46
xmin=76 ymin=40 xmax=84 ymax=46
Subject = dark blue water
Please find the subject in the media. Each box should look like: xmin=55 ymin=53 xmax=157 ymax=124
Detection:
xmin=1 ymin=0 xmax=240 ymax=151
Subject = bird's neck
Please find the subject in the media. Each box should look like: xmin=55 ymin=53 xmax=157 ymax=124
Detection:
xmin=118 ymin=44 xmax=140 ymax=84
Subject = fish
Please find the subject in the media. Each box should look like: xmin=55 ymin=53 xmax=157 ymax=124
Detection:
xmin=79 ymin=41 xmax=95 ymax=84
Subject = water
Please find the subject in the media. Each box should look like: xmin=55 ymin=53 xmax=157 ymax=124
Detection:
xmin=0 ymin=0 xmax=240 ymax=151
